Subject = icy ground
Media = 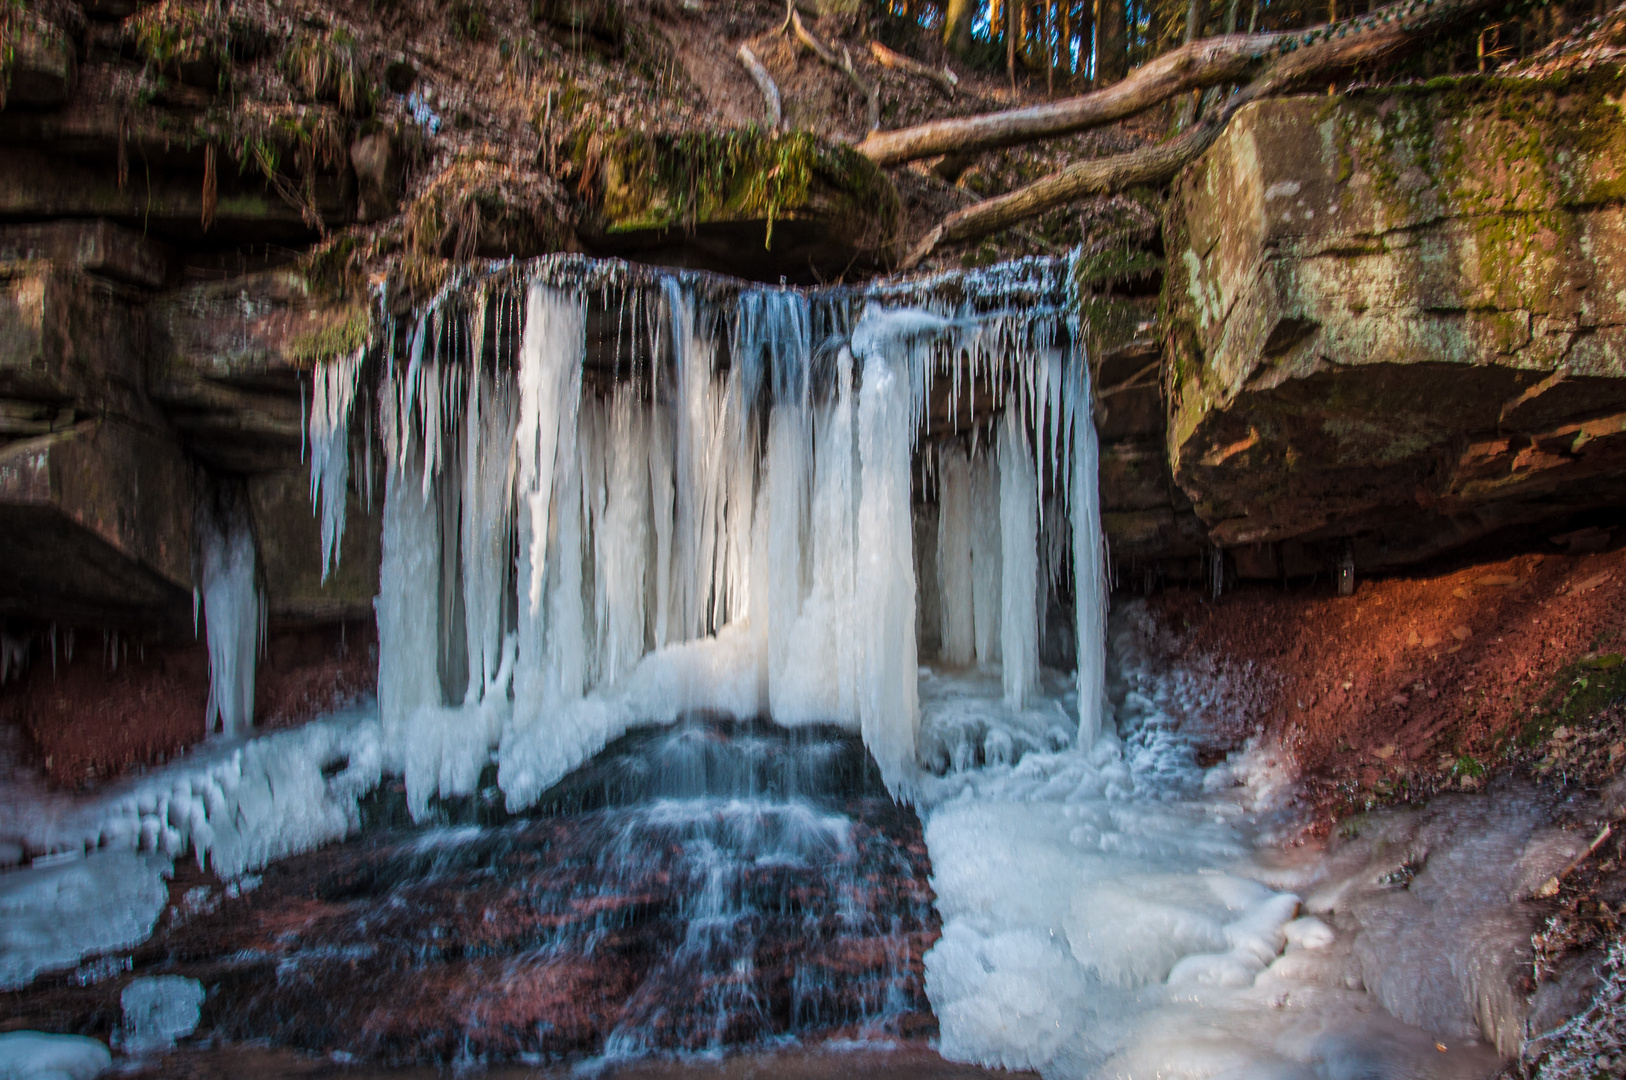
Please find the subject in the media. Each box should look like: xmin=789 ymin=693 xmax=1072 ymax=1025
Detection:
xmin=0 ymin=605 xmax=1591 ymax=1078
xmin=910 ymin=602 xmax=1580 ymax=1080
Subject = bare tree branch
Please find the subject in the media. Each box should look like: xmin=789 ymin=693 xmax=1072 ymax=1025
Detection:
xmin=859 ymin=32 xmax=1279 ymax=166
xmin=736 ymin=44 xmax=782 ymax=130
xmin=869 ymin=41 xmax=959 ymax=99
xmin=789 ymin=7 xmax=880 ymax=133
xmin=897 ymin=0 xmax=1511 ymax=268
xmin=864 ymin=0 xmax=1513 ymax=169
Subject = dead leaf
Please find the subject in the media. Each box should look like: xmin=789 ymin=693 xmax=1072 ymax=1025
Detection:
xmin=1452 ymin=625 xmax=1472 ymax=641
xmin=1452 ymin=587 xmax=1475 ymax=600
xmin=1422 ymin=634 xmax=1441 ymax=648
xmin=1407 ymin=629 xmax=1421 ymax=646
xmin=1375 ymin=744 xmax=1396 ymax=760
xmin=1476 ymin=574 xmax=1519 ymax=587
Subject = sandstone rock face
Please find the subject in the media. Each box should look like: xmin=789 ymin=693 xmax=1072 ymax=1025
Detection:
xmin=0 ymin=222 xmax=380 ymax=631
xmin=1165 ymin=76 xmax=1626 ymax=573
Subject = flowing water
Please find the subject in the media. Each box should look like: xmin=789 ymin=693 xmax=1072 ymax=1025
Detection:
xmin=0 ymin=255 xmax=1588 ymax=1079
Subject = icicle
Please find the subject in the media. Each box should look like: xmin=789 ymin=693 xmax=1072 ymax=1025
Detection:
xmin=376 ymin=453 xmax=442 ymax=764
xmin=762 ymin=406 xmax=809 ymax=715
xmin=515 ymin=283 xmax=586 ymax=616
xmin=1071 ymin=359 xmax=1108 ymax=750
xmin=593 ymin=385 xmax=650 ymax=689
xmin=308 ymin=347 xmax=365 ymax=582
xmin=770 ymin=347 xmax=858 ymax=727
xmin=969 ymin=447 xmax=1002 ymax=667
xmin=935 ymin=444 xmax=974 ymax=667
xmin=853 ymin=323 xmax=919 ymax=798
xmin=460 ymin=365 xmax=517 ymax=704
xmin=664 ymin=279 xmax=728 ymax=643
xmin=546 ymin=428 xmax=589 ymax=700
xmin=998 ymin=399 xmax=1040 ymax=710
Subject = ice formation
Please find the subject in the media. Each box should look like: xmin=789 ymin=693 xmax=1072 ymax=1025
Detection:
xmin=116 ymin=976 xmax=204 ymax=1054
xmin=195 ymin=495 xmax=262 ymax=737
xmin=356 ymin=255 xmax=1101 ymax=815
xmin=0 ymin=1031 xmax=111 ymax=1079
xmin=0 ymin=850 xmax=169 ymax=991
xmin=307 ymin=347 xmax=365 ymax=582
xmin=912 ymin=602 xmax=1570 ymax=1079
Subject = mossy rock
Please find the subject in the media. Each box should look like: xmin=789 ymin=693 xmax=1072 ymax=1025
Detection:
xmin=1160 ymin=76 xmax=1626 ymax=568
xmin=566 ymin=127 xmax=900 ymax=282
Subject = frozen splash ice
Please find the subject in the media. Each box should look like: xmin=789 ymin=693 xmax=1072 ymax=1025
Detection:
xmin=358 ymin=255 xmax=1104 ymax=815
xmin=912 ymin=601 xmax=1562 ymax=1079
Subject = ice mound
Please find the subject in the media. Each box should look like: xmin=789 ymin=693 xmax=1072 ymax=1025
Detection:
xmin=0 ymin=851 xmax=168 ymax=991
xmin=116 ymin=976 xmax=204 ymax=1054
xmin=0 ymin=1032 xmax=110 ymax=1080
xmin=916 ymin=602 xmax=1515 ymax=1079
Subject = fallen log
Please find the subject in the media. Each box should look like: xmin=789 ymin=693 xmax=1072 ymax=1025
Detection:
xmin=869 ymin=41 xmax=959 ymax=99
xmin=863 ymin=0 xmax=1511 ymax=169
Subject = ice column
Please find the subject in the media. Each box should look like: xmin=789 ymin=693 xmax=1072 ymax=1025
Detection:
xmin=197 ymin=499 xmax=261 ymax=737
xmin=460 ymin=368 xmax=518 ymax=704
xmin=998 ymin=401 xmax=1039 ymax=708
xmin=968 ymin=449 xmax=1002 ymax=666
xmin=1072 ymin=364 xmax=1108 ymax=748
xmin=515 ymin=283 xmax=585 ymax=622
xmin=762 ymin=407 xmax=810 ymax=716
xmin=772 ymin=349 xmax=859 ymax=726
xmin=594 ymin=386 xmax=651 ymax=689
xmin=855 ymin=338 xmax=919 ymax=795
xmin=935 ymin=445 xmax=974 ymax=667
xmin=376 ymin=455 xmax=441 ymax=763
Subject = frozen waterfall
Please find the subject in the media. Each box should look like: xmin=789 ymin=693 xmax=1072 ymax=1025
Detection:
xmin=314 ymin=255 xmax=1105 ymax=814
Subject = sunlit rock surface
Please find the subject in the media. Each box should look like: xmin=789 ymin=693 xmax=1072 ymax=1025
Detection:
xmin=1166 ymin=76 xmax=1626 ymax=572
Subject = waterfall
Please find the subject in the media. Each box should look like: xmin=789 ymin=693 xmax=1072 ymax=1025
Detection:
xmin=334 ymin=255 xmax=1102 ymax=815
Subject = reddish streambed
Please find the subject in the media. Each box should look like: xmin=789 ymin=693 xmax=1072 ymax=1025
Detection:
xmin=1 ymin=720 xmax=942 ymax=1068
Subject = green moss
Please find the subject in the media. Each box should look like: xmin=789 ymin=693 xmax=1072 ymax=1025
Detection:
xmin=1520 ymin=650 xmax=1626 ymax=746
xmin=568 ymin=128 xmax=899 ymax=250
xmin=288 ymin=303 xmax=371 ymax=365
xmin=1073 ymin=246 xmax=1163 ymax=288
xmin=1333 ymin=71 xmax=1626 ymax=307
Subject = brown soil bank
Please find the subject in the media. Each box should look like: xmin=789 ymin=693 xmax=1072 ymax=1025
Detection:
xmin=1146 ymin=542 xmax=1626 ymax=823
xmin=0 ymin=622 xmax=376 ymax=788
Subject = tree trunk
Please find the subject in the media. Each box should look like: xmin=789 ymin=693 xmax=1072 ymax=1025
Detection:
xmin=1096 ymin=0 xmax=1128 ymax=84
xmin=1174 ymin=0 xmax=1212 ymax=129
xmin=943 ymin=0 xmax=977 ymax=55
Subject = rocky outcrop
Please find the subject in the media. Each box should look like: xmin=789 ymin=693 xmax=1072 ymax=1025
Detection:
xmin=0 ymin=220 xmax=379 ymax=630
xmin=565 ymin=128 xmax=901 ymax=283
xmin=1165 ymin=74 xmax=1626 ymax=575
